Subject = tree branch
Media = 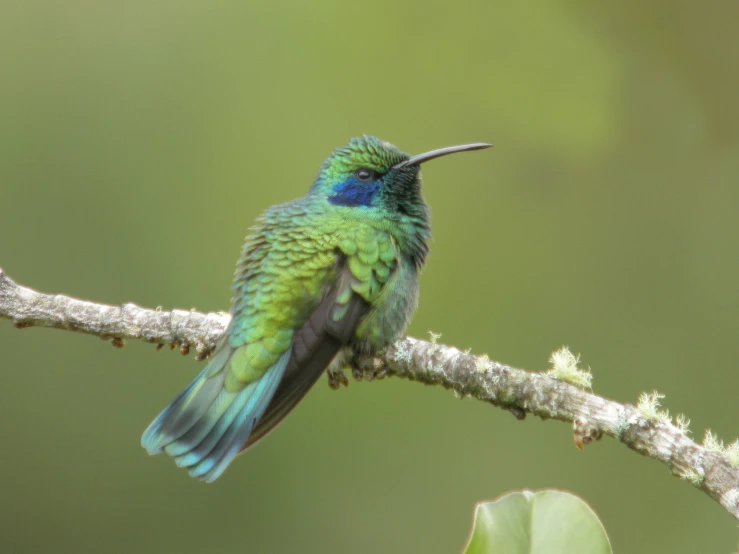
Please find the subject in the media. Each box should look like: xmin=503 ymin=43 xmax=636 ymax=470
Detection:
xmin=2 ymin=267 xmax=738 ymax=519
xmin=0 ymin=268 xmax=229 ymax=359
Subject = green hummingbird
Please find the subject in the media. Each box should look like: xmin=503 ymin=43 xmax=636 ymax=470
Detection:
xmin=141 ymin=135 xmax=491 ymax=481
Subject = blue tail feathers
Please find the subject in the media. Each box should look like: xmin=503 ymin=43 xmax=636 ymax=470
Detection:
xmin=141 ymin=347 xmax=290 ymax=482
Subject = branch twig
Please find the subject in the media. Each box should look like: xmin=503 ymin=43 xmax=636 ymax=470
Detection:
xmin=1 ymin=267 xmax=738 ymax=519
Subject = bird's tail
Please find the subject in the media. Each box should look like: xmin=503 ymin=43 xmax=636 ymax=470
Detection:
xmin=141 ymin=344 xmax=289 ymax=482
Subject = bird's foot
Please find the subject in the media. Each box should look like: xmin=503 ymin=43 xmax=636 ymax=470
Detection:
xmin=350 ymin=356 xmax=388 ymax=382
xmin=327 ymin=366 xmax=349 ymax=390
xmin=326 ymin=353 xmax=389 ymax=389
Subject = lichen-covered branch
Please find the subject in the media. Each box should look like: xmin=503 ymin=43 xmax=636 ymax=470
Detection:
xmin=0 ymin=268 xmax=229 ymax=359
xmin=2 ymin=267 xmax=738 ymax=519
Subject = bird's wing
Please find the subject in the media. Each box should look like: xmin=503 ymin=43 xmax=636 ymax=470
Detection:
xmin=242 ymin=223 xmax=398 ymax=449
xmin=241 ymin=263 xmax=369 ymax=450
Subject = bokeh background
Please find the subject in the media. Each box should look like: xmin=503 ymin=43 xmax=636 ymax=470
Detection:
xmin=1 ymin=1 xmax=738 ymax=552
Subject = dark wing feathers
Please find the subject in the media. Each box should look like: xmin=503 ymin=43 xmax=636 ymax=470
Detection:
xmin=241 ymin=265 xmax=369 ymax=450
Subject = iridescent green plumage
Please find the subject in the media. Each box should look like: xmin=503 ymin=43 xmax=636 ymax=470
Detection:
xmin=141 ymin=136 xmax=490 ymax=481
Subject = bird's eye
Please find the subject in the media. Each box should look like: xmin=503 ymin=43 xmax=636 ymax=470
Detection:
xmin=355 ymin=169 xmax=376 ymax=182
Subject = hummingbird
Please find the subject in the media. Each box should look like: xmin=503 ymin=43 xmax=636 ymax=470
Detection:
xmin=141 ymin=135 xmax=491 ymax=481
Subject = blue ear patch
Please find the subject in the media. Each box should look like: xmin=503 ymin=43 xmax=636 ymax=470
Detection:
xmin=328 ymin=177 xmax=380 ymax=207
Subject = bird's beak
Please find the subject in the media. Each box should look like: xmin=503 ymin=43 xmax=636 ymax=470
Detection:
xmin=392 ymin=143 xmax=492 ymax=169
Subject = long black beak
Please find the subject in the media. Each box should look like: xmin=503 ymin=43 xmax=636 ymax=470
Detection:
xmin=392 ymin=143 xmax=492 ymax=169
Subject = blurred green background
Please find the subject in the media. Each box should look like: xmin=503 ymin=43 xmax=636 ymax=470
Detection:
xmin=1 ymin=1 xmax=738 ymax=552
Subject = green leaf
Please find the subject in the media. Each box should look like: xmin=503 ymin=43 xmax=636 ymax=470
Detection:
xmin=462 ymin=490 xmax=612 ymax=554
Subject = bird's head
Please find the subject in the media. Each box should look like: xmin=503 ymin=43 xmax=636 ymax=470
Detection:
xmin=310 ymin=135 xmax=490 ymax=217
